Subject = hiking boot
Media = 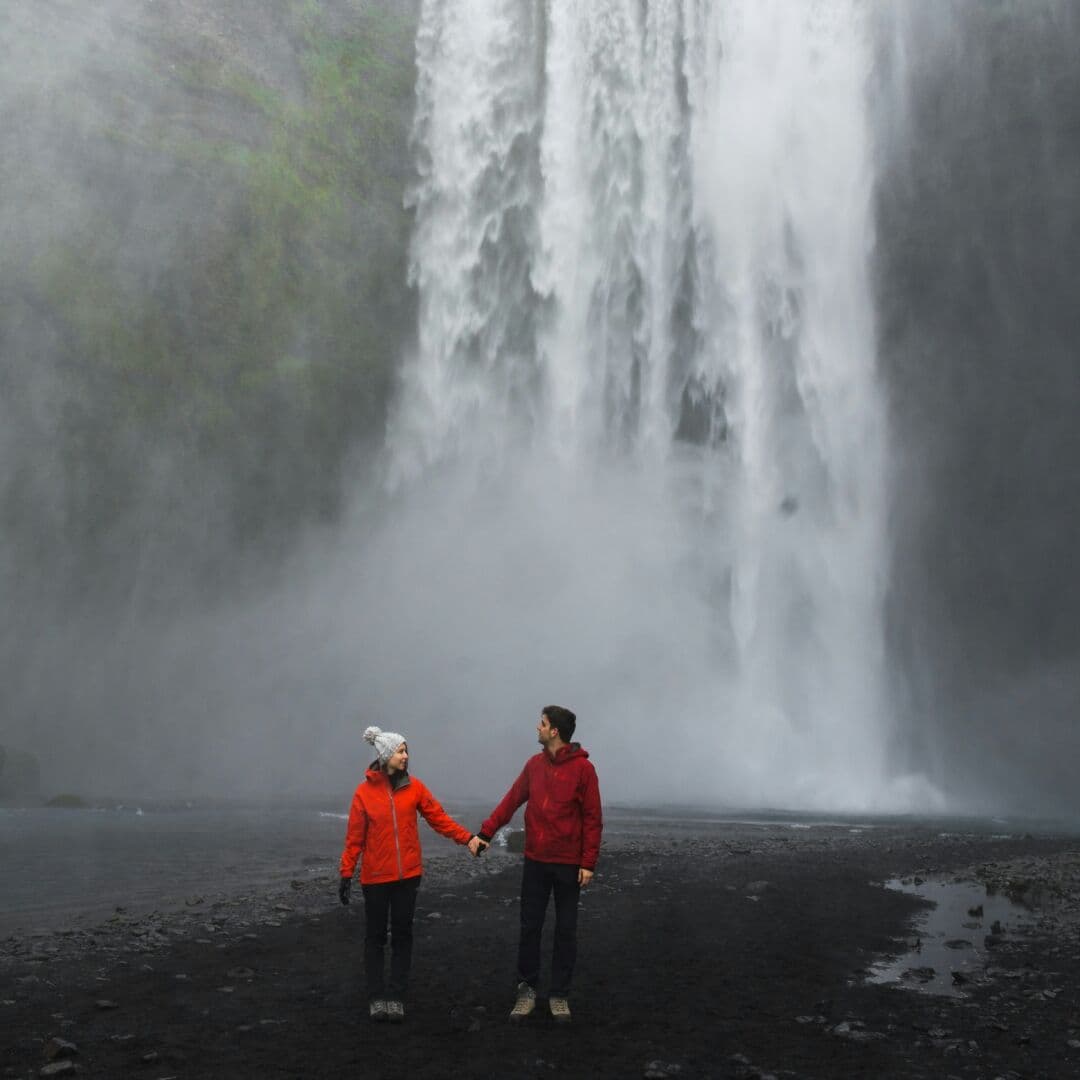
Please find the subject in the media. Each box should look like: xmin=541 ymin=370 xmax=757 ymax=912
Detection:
xmin=369 ymin=999 xmax=388 ymax=1022
xmin=386 ymin=999 xmax=405 ymax=1023
xmin=509 ymin=981 xmax=536 ymax=1022
xmin=548 ymin=996 xmax=571 ymax=1023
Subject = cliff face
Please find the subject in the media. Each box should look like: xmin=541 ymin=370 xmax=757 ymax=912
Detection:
xmin=875 ymin=3 xmax=1080 ymax=800
xmin=1 ymin=0 xmax=421 ymax=602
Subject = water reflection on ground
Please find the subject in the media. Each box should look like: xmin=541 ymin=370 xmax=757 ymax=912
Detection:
xmin=868 ymin=877 xmax=1036 ymax=997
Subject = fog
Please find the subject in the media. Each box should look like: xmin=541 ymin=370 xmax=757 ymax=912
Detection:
xmin=2 ymin=1 xmax=1079 ymax=817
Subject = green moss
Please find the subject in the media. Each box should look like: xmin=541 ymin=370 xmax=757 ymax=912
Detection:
xmin=6 ymin=1 xmax=420 ymax=571
xmin=46 ymin=794 xmax=89 ymax=809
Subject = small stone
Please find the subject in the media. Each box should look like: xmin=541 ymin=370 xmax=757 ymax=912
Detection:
xmin=44 ymin=1039 xmax=78 ymax=1061
xmin=644 ymin=1062 xmax=682 ymax=1078
xmin=39 ymin=1064 xmax=76 ymax=1078
xmin=216 ymin=986 xmax=235 ymax=994
xmin=902 ymin=966 xmax=936 ymax=983
xmin=227 ymin=967 xmax=254 ymax=979
xmin=94 ymin=999 xmax=119 ymax=1010
xmin=744 ymin=881 xmax=770 ymax=895
xmin=141 ymin=1052 xmax=159 ymax=1063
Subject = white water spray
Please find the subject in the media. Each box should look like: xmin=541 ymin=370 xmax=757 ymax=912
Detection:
xmin=387 ymin=0 xmax=922 ymax=810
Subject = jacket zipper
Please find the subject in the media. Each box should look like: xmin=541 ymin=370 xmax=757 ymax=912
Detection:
xmin=389 ymin=785 xmax=404 ymax=880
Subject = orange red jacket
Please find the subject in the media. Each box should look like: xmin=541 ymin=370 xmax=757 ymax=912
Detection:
xmin=479 ymin=744 xmax=602 ymax=870
xmin=339 ymin=766 xmax=473 ymax=885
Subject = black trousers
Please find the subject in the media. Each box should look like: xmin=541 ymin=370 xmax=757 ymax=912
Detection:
xmin=361 ymin=875 xmax=421 ymax=999
xmin=518 ymin=858 xmax=581 ymax=997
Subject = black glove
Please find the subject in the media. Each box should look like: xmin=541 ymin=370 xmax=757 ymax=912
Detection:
xmin=338 ymin=877 xmax=352 ymax=905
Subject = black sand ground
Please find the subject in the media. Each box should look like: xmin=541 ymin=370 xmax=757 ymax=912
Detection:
xmin=4 ymin=822 xmax=1080 ymax=1079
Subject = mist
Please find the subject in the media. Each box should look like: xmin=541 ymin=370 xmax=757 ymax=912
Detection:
xmin=2 ymin=1 xmax=1079 ymax=818
xmin=874 ymin=0 xmax=1080 ymax=814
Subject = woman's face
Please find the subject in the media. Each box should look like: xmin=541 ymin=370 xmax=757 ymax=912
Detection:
xmin=385 ymin=743 xmax=408 ymax=774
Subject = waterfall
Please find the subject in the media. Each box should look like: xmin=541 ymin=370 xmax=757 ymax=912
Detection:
xmin=387 ymin=0 xmax=919 ymax=810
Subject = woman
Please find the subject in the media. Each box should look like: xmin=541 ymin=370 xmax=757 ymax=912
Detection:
xmin=338 ymin=725 xmax=477 ymax=1023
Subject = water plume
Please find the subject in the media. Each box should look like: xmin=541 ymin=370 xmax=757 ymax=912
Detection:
xmin=383 ymin=0 xmax=911 ymax=810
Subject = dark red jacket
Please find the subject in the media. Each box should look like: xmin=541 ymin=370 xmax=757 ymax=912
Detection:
xmin=340 ymin=766 xmax=473 ymax=885
xmin=480 ymin=744 xmax=602 ymax=870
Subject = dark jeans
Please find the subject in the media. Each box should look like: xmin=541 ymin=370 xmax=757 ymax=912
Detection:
xmin=361 ymin=875 xmax=421 ymax=1000
xmin=518 ymin=858 xmax=581 ymax=997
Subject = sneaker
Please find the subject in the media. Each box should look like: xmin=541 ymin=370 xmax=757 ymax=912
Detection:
xmin=548 ymin=996 xmax=571 ymax=1023
xmin=509 ymin=981 xmax=536 ymax=1022
xmin=369 ymin=999 xmax=388 ymax=1022
xmin=386 ymin=999 xmax=405 ymax=1023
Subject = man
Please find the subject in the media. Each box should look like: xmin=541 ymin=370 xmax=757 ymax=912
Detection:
xmin=469 ymin=705 xmax=602 ymax=1024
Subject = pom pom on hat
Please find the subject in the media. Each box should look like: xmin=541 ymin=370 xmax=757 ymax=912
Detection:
xmin=364 ymin=725 xmax=407 ymax=766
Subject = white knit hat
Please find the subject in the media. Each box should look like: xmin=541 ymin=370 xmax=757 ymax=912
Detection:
xmin=364 ymin=725 xmax=407 ymax=767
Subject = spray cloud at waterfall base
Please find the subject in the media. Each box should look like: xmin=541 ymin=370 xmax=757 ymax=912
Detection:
xmin=358 ymin=0 xmax=938 ymax=813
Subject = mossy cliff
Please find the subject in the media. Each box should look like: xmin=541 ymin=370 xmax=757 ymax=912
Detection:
xmin=1 ymin=0 xmax=420 ymax=597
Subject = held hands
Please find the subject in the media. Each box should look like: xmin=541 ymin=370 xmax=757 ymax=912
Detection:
xmin=468 ymin=835 xmax=490 ymax=858
xmin=338 ymin=876 xmax=352 ymax=905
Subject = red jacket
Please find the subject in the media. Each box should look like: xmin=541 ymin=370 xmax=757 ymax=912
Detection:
xmin=340 ymin=767 xmax=473 ymax=885
xmin=480 ymin=744 xmax=602 ymax=870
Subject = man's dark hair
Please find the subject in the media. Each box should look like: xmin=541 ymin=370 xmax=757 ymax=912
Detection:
xmin=542 ymin=705 xmax=577 ymax=743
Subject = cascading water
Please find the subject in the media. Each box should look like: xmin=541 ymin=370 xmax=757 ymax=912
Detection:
xmin=387 ymin=0 xmax=925 ymax=809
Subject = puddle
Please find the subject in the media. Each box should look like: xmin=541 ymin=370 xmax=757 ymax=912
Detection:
xmin=867 ymin=878 xmax=1036 ymax=997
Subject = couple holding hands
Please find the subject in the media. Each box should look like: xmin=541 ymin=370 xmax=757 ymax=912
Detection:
xmin=338 ymin=706 xmax=603 ymax=1024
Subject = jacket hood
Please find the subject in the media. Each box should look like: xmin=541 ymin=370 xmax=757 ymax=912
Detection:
xmin=551 ymin=743 xmax=589 ymax=765
xmin=365 ymin=763 xmax=411 ymax=787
